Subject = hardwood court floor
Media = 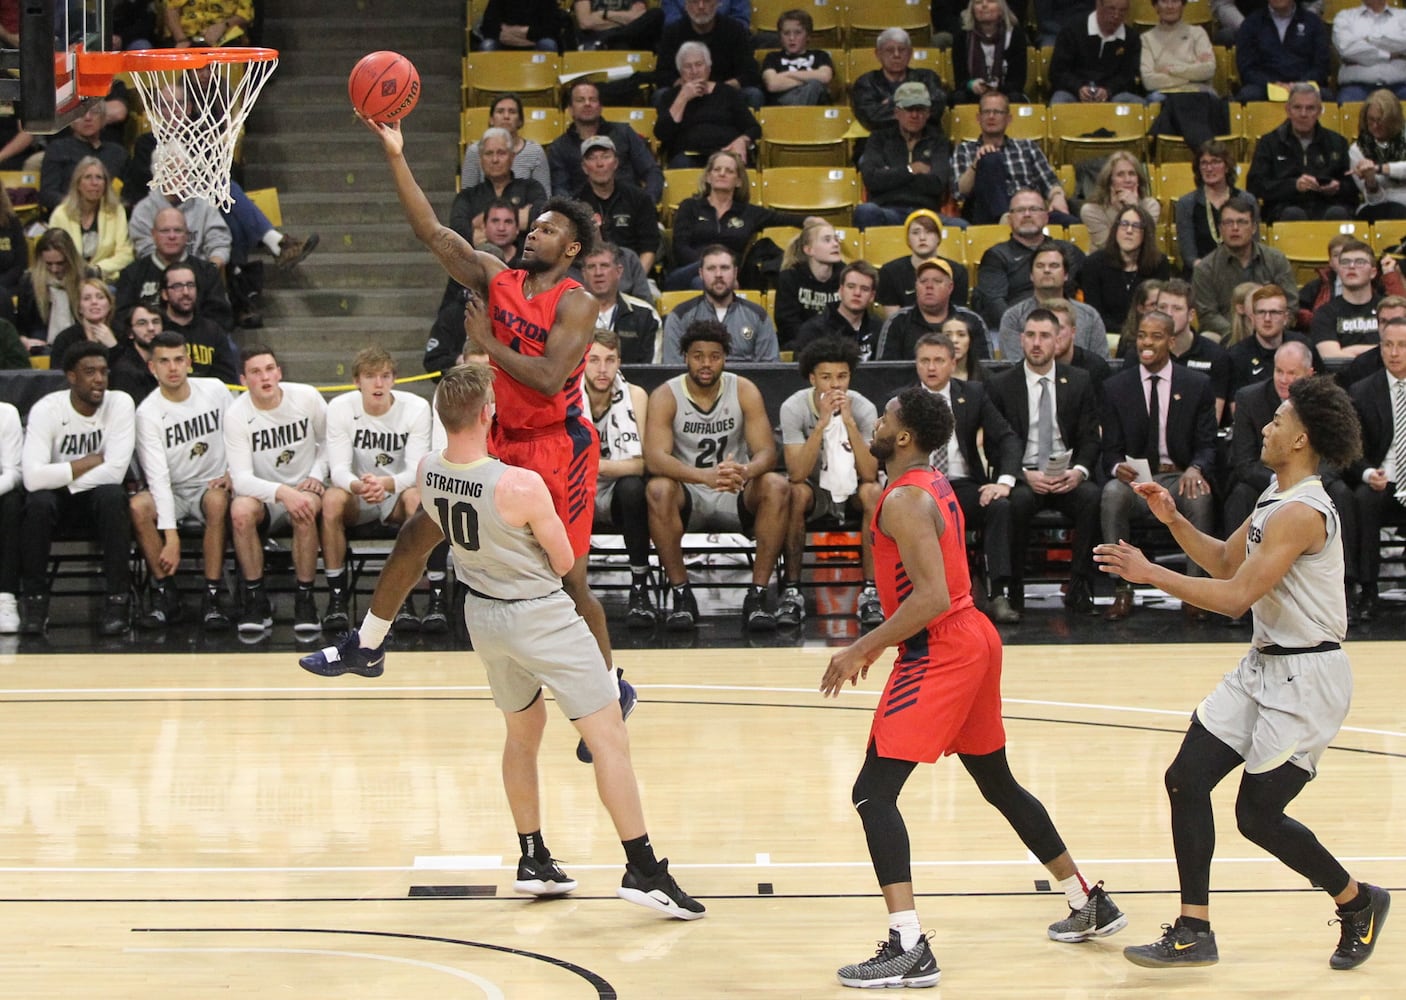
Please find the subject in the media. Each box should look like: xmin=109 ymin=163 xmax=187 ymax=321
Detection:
xmin=0 ymin=642 xmax=1401 ymax=997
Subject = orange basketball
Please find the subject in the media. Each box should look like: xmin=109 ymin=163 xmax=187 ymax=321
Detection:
xmin=349 ymin=51 xmax=421 ymax=124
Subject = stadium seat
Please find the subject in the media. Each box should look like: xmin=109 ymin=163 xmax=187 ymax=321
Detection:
xmin=759 ymin=167 xmax=860 ymax=226
xmin=1371 ymin=219 xmax=1406 ymax=255
xmin=1048 ymin=103 xmax=1148 ymax=163
xmin=1151 ymin=104 xmax=1243 ymax=164
xmin=244 ymin=187 xmax=283 ymax=227
xmin=862 ymin=225 xmax=910 ymax=266
xmin=751 ymin=0 xmax=844 ymax=47
xmin=964 ymin=224 xmax=1012 ymax=265
xmin=659 ymin=166 xmax=762 ymax=225
xmin=1062 ymin=224 xmax=1092 ymax=253
xmin=460 ymin=106 xmax=561 ymax=149
xmin=462 ymin=52 xmax=560 ymax=107
xmin=757 ymin=106 xmax=853 ymax=168
xmin=1130 ymin=0 xmax=1212 ymax=26
xmin=1271 ymin=220 xmax=1368 ymax=284
xmin=949 ymin=102 xmax=1047 ymax=152
xmin=845 ymin=0 xmax=932 ymax=48
xmin=560 ymin=51 xmax=656 ymax=105
xmin=601 ymin=106 xmax=658 ymax=151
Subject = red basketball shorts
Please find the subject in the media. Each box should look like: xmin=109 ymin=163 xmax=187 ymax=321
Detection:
xmin=869 ymin=605 xmax=1007 ymax=763
xmin=492 ymin=419 xmax=599 ymax=560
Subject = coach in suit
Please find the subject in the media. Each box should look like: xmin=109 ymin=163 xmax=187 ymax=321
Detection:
xmin=1347 ymin=315 xmax=1406 ymax=620
xmin=909 ymin=330 xmax=1024 ymax=622
xmin=989 ymin=307 xmax=1104 ymax=615
xmin=1100 ymin=309 xmax=1218 ymax=621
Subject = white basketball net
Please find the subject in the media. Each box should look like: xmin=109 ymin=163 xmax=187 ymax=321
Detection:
xmin=126 ymin=56 xmax=278 ymax=211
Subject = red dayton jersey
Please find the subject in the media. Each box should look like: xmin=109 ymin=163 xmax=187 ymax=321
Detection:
xmin=871 ymin=466 xmax=976 ymax=634
xmin=487 ymin=268 xmax=591 ymax=438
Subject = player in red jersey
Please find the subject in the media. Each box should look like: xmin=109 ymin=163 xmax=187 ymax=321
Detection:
xmin=820 ymin=387 xmax=1126 ymax=989
xmin=363 ymin=118 xmax=630 ymax=757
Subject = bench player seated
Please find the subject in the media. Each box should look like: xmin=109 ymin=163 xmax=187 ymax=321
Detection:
xmin=321 ymin=347 xmax=433 ymax=633
xmin=130 ymin=332 xmax=235 ymax=630
xmin=776 ymin=336 xmax=883 ymax=627
xmin=643 ymin=319 xmax=792 ymax=630
xmin=224 ymin=345 xmax=329 ymax=634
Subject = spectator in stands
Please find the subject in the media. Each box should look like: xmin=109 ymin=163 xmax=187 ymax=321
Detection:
xmin=115 ymin=206 xmax=234 ymax=333
xmin=1049 ymin=0 xmax=1143 ymax=103
xmin=0 ymin=398 xmax=18 ymax=633
xmin=1190 ymin=193 xmax=1297 ymax=339
xmin=1174 ymin=139 xmax=1245 ymax=275
xmin=999 ymin=242 xmax=1106 ymax=359
xmin=0 ymin=186 xmax=26 ymax=323
xmin=16 ymin=229 xmax=86 ymax=355
xmin=129 ymin=187 xmax=231 ymax=269
xmin=38 ymin=102 xmax=127 ymax=213
xmin=657 ymin=0 xmax=764 ymax=110
xmin=18 ymin=341 xmax=136 ymax=635
xmin=793 ymin=260 xmax=882 ymax=358
xmin=876 ymin=209 xmax=969 ymax=317
xmin=1099 ymin=309 xmax=1218 ymax=622
xmin=662 ymin=246 xmax=779 ymax=362
xmin=1227 ymin=282 xmax=1322 ymax=396
xmin=158 ymin=264 xmax=239 ymax=385
xmin=573 ymin=136 xmax=660 ymax=274
xmin=644 ymin=319 xmax=791 ymax=630
xmin=665 ymin=150 xmax=804 ymax=289
xmin=1247 ymin=83 xmax=1355 ymax=222
xmin=548 ymin=81 xmax=664 ymax=202
xmin=1347 ymin=315 xmax=1406 ymax=620
xmin=878 ymin=258 xmax=988 ymax=361
xmin=1079 ymin=151 xmax=1161 ymax=249
xmin=854 ymin=83 xmax=957 ymax=231
xmin=973 ymin=188 xmax=1083 ymax=329
xmin=1332 ymin=0 xmax=1406 ymax=102
xmin=1045 ymin=298 xmax=1112 ymax=397
xmin=478 ymin=0 xmax=564 ymax=51
xmin=952 ymin=93 xmax=1074 ymax=226
xmin=107 ymin=302 xmax=163 ymax=403
xmin=761 ymin=9 xmax=835 ymax=107
xmin=573 ymin=0 xmax=665 ymax=50
xmin=450 ymin=128 xmax=549 ymax=248
xmin=1336 ymin=290 xmax=1406 ymax=387
xmin=910 ymin=329 xmax=1022 ymax=621
xmin=461 ymin=94 xmax=551 ymax=193
xmin=583 ymin=329 xmax=656 ymax=623
xmin=47 ymin=156 xmax=134 ymax=283
xmin=662 ymin=0 xmax=749 ymax=27
xmin=1225 ymin=278 xmax=1262 ymax=347
xmin=1210 ymin=0 xmax=1323 ymax=46
xmin=1112 ymin=277 xmax=1164 ymax=356
xmin=48 ymin=276 xmax=118 ymax=368
xmin=579 ymin=243 xmax=661 ymax=364
xmin=129 ymin=330 xmax=234 ymax=631
xmin=166 ymin=0 xmax=254 ymax=46
xmin=775 ymin=219 xmax=842 ymax=349
xmin=849 ymin=27 xmax=948 ymax=133
xmin=320 ymin=346 xmax=432 ymax=633
xmin=654 ymin=41 xmax=762 ymax=168
xmin=225 ymin=345 xmax=329 ymax=635
xmin=577 ymin=213 xmax=654 ymax=300
xmin=943 ymin=311 xmax=991 ymax=383
xmin=1154 ymin=278 xmax=1232 ymax=421
xmin=1311 ymin=240 xmax=1385 ymax=360
xmin=776 ymin=336 xmax=883 ymax=627
xmin=1234 ymin=0 xmax=1332 ymax=101
xmin=1139 ymin=0 xmax=1216 ymax=100
xmin=1349 ymin=90 xmax=1406 ymax=222
xmin=951 ymin=0 xmax=1030 ymax=105
xmin=988 ymin=307 xmax=1103 ymax=617
xmin=476 ymin=199 xmax=524 ymax=264
xmin=1077 ymin=204 xmax=1172 ymax=332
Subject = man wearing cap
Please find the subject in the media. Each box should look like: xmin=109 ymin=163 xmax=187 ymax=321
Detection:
xmin=854 ymin=82 xmax=959 ymax=231
xmin=952 ymin=92 xmax=1073 ymax=226
xmin=850 ymin=27 xmax=947 ymax=132
xmin=548 ymin=80 xmax=664 ymax=203
xmin=574 ymin=135 xmax=660 ymax=275
xmin=876 ymin=257 xmax=988 ymax=361
xmin=876 ymin=208 xmax=970 ymax=316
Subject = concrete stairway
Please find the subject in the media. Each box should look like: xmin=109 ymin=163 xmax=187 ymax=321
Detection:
xmin=241 ymin=0 xmax=466 ymax=383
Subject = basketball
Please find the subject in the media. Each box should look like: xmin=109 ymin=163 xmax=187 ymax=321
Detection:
xmin=349 ymin=51 xmax=421 ymax=124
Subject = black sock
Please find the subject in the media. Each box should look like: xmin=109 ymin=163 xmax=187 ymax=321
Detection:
xmin=296 ymin=580 xmax=314 ymax=593
xmin=673 ymin=583 xmax=689 ymax=597
xmin=630 ymin=569 xmax=649 ymax=587
xmin=1339 ymin=886 xmax=1372 ymax=912
xmin=622 ymin=834 xmax=658 ymax=875
xmin=518 ymin=830 xmax=551 ymax=863
xmin=244 ymin=578 xmax=264 ymax=595
xmin=1177 ymin=915 xmax=1211 ymax=934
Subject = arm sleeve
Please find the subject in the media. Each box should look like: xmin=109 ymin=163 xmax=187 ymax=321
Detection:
xmin=0 ymin=217 xmax=27 ymax=292
xmin=325 ymin=396 xmax=355 ymax=492
xmin=662 ymin=309 xmax=686 ymax=364
xmin=309 ymin=389 xmax=329 ymax=483
xmin=1192 ymin=260 xmax=1232 ymax=337
xmin=751 ymin=312 xmax=780 ymax=362
xmin=628 ymin=131 xmax=664 ymax=203
xmin=136 ymin=404 xmax=177 ymax=529
xmin=975 ymin=247 xmax=1012 ymax=328
xmin=21 ymin=399 xmax=74 ymax=492
xmin=396 ymin=398 xmax=433 ymax=495
xmin=547 ymin=138 xmax=572 ymax=197
xmin=127 ymin=197 xmax=155 ymax=259
xmin=526 ymin=143 xmax=552 ymax=193
xmin=224 ymin=404 xmax=278 ymax=503
xmin=1047 ymin=29 xmax=1082 ymax=95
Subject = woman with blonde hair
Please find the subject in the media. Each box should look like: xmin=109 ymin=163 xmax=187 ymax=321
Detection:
xmin=1349 ymin=89 xmax=1406 ymax=223
xmin=48 ymin=155 xmax=135 ymax=282
xmin=16 ymin=228 xmax=87 ymax=354
xmin=1225 ymin=280 xmax=1261 ymax=347
xmin=775 ymin=217 xmax=843 ymax=347
xmin=951 ymin=0 xmax=1029 ymax=104
xmin=47 ymin=276 xmax=117 ymax=364
xmin=1079 ymin=150 xmax=1160 ymax=249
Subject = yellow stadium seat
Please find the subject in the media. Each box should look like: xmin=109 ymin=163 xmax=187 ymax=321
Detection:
xmin=1130 ymin=0 xmax=1212 ymax=26
xmin=757 ymin=106 xmax=853 ymax=168
xmin=862 ymin=225 xmax=910 ymax=266
xmin=1062 ymin=224 xmax=1092 ymax=253
xmin=759 ymin=166 xmax=860 ymax=226
xmin=1371 ymin=219 xmax=1406 ymax=254
xmin=560 ymin=50 xmax=655 ymax=105
xmin=1152 ymin=104 xmax=1244 ymax=164
xmin=846 ymin=0 xmax=932 ymax=48
xmin=949 ymin=102 xmax=1047 ymax=151
xmin=244 ymin=187 xmax=282 ymax=228
xmin=1271 ymin=220 xmax=1368 ymax=284
xmin=964 ymin=224 xmax=1013 ymax=266
xmin=1048 ymin=103 xmax=1149 ymax=163
xmin=752 ymin=0 xmax=844 ymax=47
xmin=462 ymin=52 xmax=560 ymax=107
xmin=601 ymin=106 xmax=658 ymax=151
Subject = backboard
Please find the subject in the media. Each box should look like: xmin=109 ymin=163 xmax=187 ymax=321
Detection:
xmin=2 ymin=1 xmax=110 ymax=134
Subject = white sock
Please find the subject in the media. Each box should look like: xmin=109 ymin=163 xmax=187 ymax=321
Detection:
xmin=261 ymin=230 xmax=284 ymax=255
xmin=889 ymin=909 xmax=921 ymax=950
xmin=1059 ymin=873 xmax=1091 ymax=911
xmin=358 ymin=611 xmax=392 ymax=649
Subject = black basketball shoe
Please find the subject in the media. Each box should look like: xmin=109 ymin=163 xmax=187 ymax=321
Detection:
xmin=617 ymin=859 xmax=706 ymax=920
xmin=836 ymin=930 xmax=940 ymax=989
xmin=1330 ymin=883 xmax=1390 ymax=970
xmin=1124 ymin=920 xmax=1219 ymax=968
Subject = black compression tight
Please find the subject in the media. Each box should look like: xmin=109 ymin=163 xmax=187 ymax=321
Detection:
xmin=958 ymin=747 xmax=1067 ymax=864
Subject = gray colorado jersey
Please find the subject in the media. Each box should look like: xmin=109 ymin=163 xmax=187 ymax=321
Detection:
xmin=1249 ymin=475 xmax=1347 ymax=649
xmin=667 ymin=371 xmax=750 ymax=469
xmin=420 ymin=451 xmax=561 ymax=601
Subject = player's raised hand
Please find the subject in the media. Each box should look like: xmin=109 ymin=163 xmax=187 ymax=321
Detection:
xmin=1133 ymin=479 xmax=1178 ymax=524
xmin=1094 ymin=539 xmax=1155 ymax=584
xmin=357 ymin=112 xmax=404 ymax=156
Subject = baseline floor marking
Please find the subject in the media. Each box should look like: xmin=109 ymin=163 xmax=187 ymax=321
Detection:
xmin=126 ymin=946 xmax=506 ymax=997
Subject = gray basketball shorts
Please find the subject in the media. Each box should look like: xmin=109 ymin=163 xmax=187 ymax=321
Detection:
xmin=463 ymin=588 xmax=617 ymax=719
xmin=349 ymin=491 xmax=399 ymax=527
xmin=171 ymin=482 xmax=211 ymax=525
xmin=1196 ymin=646 xmax=1353 ymax=778
xmin=594 ymin=476 xmax=618 ymax=522
xmin=682 ymin=482 xmax=744 ymax=532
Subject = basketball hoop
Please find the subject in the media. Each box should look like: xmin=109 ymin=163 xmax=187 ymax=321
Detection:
xmin=77 ymin=47 xmax=278 ymax=211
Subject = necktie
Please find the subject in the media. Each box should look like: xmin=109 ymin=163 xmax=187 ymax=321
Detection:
xmin=1036 ymin=376 xmax=1053 ymax=469
xmin=932 ymin=440 xmax=949 ymax=474
xmin=1146 ymin=374 xmax=1161 ymax=466
xmin=1393 ymin=381 xmax=1406 ymax=504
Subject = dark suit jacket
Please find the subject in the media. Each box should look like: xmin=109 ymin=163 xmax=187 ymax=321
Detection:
xmin=1100 ymin=362 xmax=1217 ymax=478
xmin=1348 ymin=370 xmax=1401 ymax=485
xmin=944 ymin=377 xmax=1022 ymax=484
xmin=1230 ymin=377 xmax=1279 ymax=493
xmin=987 ymin=362 xmax=1101 ymax=475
